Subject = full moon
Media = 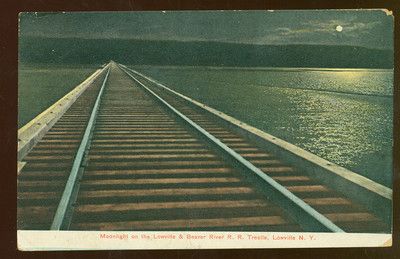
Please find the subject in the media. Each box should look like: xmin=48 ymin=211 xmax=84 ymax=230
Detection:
xmin=336 ymin=25 xmax=343 ymax=32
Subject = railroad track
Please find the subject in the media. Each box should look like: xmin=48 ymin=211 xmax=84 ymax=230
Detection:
xmin=17 ymin=61 xmax=391 ymax=233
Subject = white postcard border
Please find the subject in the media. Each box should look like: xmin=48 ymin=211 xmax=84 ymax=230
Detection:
xmin=18 ymin=231 xmax=392 ymax=251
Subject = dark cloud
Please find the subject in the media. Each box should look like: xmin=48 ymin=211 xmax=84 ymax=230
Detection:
xmin=19 ymin=10 xmax=393 ymax=49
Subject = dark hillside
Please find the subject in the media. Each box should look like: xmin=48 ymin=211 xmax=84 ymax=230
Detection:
xmin=19 ymin=37 xmax=393 ymax=68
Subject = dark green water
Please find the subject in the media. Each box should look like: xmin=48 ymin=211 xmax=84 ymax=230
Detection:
xmin=131 ymin=66 xmax=393 ymax=188
xmin=18 ymin=64 xmax=97 ymax=127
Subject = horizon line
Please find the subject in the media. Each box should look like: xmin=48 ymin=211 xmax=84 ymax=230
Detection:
xmin=19 ymin=36 xmax=393 ymax=51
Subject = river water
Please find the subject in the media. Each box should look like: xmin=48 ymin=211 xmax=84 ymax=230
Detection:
xmin=132 ymin=66 xmax=393 ymax=187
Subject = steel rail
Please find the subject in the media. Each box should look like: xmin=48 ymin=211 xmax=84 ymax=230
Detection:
xmin=120 ymin=64 xmax=392 ymax=226
xmin=118 ymin=64 xmax=344 ymax=233
xmin=50 ymin=67 xmax=111 ymax=230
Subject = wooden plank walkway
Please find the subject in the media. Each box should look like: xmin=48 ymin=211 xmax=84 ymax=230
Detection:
xmin=17 ymin=61 xmax=391 ymax=233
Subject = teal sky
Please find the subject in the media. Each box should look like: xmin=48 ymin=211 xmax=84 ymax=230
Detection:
xmin=19 ymin=10 xmax=393 ymax=49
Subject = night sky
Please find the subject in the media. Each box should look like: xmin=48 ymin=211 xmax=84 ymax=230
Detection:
xmin=19 ymin=10 xmax=393 ymax=50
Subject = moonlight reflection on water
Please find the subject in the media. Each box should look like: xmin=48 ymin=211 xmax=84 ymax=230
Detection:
xmin=134 ymin=66 xmax=393 ymax=187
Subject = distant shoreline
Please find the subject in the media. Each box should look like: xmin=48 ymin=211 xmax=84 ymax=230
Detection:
xmin=129 ymin=65 xmax=394 ymax=72
xmin=19 ymin=62 xmax=394 ymax=72
xmin=19 ymin=37 xmax=394 ymax=69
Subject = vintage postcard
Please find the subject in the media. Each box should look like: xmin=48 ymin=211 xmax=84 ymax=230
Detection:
xmin=17 ymin=10 xmax=393 ymax=250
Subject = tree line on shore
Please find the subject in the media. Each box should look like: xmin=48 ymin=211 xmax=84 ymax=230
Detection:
xmin=19 ymin=36 xmax=394 ymax=69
